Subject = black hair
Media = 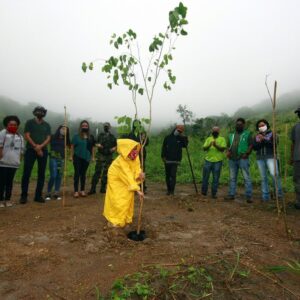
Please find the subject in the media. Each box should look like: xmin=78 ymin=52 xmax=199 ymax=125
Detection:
xmin=3 ymin=115 xmax=21 ymax=127
xmin=79 ymin=120 xmax=90 ymax=137
xmin=236 ymin=118 xmax=246 ymax=124
xmin=255 ymin=119 xmax=270 ymax=131
xmin=53 ymin=125 xmax=70 ymax=145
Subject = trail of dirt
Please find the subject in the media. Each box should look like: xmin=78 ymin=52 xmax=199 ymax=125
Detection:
xmin=0 ymin=182 xmax=300 ymax=299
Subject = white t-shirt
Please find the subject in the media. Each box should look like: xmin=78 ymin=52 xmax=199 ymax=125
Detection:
xmin=0 ymin=129 xmax=24 ymax=168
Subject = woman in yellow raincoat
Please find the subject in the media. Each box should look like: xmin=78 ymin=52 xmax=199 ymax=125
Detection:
xmin=103 ymin=139 xmax=144 ymax=227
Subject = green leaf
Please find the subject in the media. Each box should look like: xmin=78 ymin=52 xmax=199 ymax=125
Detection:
xmin=180 ymin=29 xmax=188 ymax=36
xmin=148 ymin=77 xmax=152 ymax=82
xmin=159 ymin=33 xmax=165 ymax=38
xmin=107 ymin=83 xmax=112 ymax=89
xmin=168 ymin=54 xmax=173 ymax=60
xmin=180 ymin=19 xmax=188 ymax=25
xmin=114 ymin=41 xmax=119 ymax=49
xmin=113 ymin=70 xmax=119 ymax=85
xmin=127 ymin=29 xmax=137 ymax=39
xmin=177 ymin=2 xmax=187 ymax=18
xmin=88 ymin=62 xmax=93 ymax=71
xmin=138 ymin=88 xmax=144 ymax=95
xmin=117 ymin=37 xmax=123 ymax=45
xmin=81 ymin=62 xmax=87 ymax=73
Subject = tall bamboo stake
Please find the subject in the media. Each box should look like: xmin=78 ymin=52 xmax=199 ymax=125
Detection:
xmin=62 ymin=106 xmax=68 ymax=207
xmin=284 ymin=124 xmax=288 ymax=189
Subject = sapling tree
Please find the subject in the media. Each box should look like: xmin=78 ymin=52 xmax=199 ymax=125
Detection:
xmin=82 ymin=2 xmax=189 ymax=160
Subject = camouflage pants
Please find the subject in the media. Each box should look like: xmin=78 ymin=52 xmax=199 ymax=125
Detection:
xmin=90 ymin=157 xmax=112 ymax=192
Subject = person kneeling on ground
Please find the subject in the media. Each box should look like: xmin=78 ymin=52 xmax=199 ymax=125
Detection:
xmin=161 ymin=125 xmax=188 ymax=195
xmin=253 ymin=119 xmax=283 ymax=202
xmin=103 ymin=139 xmax=144 ymax=228
xmin=0 ymin=116 xmax=24 ymax=208
xmin=201 ymin=126 xmax=227 ymax=199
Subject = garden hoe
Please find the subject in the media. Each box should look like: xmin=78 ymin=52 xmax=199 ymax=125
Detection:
xmin=127 ymin=193 xmax=146 ymax=241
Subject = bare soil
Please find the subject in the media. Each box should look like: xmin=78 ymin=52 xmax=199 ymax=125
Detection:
xmin=0 ymin=182 xmax=300 ymax=300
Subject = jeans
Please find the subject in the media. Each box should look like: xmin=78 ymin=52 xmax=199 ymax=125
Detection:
xmin=73 ymin=155 xmax=89 ymax=192
xmin=228 ymin=159 xmax=252 ymax=198
xmin=21 ymin=148 xmax=48 ymax=199
xmin=293 ymin=161 xmax=300 ymax=204
xmin=0 ymin=167 xmax=17 ymax=201
xmin=256 ymin=158 xmax=283 ymax=201
xmin=165 ymin=163 xmax=178 ymax=193
xmin=48 ymin=158 xmax=63 ymax=193
xmin=201 ymin=160 xmax=223 ymax=196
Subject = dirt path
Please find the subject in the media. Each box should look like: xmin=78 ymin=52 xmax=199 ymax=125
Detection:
xmin=0 ymin=182 xmax=300 ymax=299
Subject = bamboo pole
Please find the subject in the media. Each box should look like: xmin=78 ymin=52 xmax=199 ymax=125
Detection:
xmin=284 ymin=124 xmax=288 ymax=189
xmin=62 ymin=106 xmax=68 ymax=207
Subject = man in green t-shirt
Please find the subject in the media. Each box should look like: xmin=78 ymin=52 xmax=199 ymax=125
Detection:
xmin=201 ymin=127 xmax=227 ymax=198
xmin=20 ymin=106 xmax=51 ymax=204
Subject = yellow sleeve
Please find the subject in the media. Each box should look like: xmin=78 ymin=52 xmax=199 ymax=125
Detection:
xmin=117 ymin=159 xmax=141 ymax=192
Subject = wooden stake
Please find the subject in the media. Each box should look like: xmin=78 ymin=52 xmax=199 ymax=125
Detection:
xmin=62 ymin=106 xmax=68 ymax=207
xmin=284 ymin=124 xmax=288 ymax=189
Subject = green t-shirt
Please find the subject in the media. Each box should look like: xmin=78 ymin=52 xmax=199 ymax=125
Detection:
xmin=71 ymin=134 xmax=92 ymax=162
xmin=24 ymin=118 xmax=51 ymax=149
xmin=203 ymin=135 xmax=227 ymax=162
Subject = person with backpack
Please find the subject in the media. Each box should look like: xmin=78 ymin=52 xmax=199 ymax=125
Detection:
xmin=45 ymin=125 xmax=70 ymax=200
xmin=0 ymin=116 xmax=24 ymax=207
xmin=70 ymin=120 xmax=95 ymax=198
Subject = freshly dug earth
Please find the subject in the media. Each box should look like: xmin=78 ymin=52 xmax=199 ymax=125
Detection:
xmin=0 ymin=182 xmax=300 ymax=299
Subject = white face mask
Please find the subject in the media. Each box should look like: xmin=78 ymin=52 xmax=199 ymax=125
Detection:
xmin=174 ymin=130 xmax=180 ymax=136
xmin=259 ymin=125 xmax=268 ymax=133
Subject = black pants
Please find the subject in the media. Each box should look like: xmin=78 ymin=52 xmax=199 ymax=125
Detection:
xmin=165 ymin=163 xmax=178 ymax=193
xmin=21 ymin=148 xmax=48 ymax=199
xmin=73 ymin=155 xmax=89 ymax=192
xmin=90 ymin=156 xmax=112 ymax=192
xmin=293 ymin=161 xmax=300 ymax=204
xmin=0 ymin=167 xmax=17 ymax=201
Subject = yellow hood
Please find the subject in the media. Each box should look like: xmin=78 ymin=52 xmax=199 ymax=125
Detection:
xmin=117 ymin=139 xmax=140 ymax=159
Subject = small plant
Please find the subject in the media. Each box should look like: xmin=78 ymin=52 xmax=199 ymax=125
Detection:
xmin=267 ymin=260 xmax=300 ymax=276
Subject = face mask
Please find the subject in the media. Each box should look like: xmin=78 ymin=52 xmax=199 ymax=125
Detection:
xmin=60 ymin=129 xmax=65 ymax=136
xmin=7 ymin=125 xmax=17 ymax=134
xmin=174 ymin=130 xmax=180 ymax=136
xmin=34 ymin=111 xmax=44 ymax=119
xmin=81 ymin=128 xmax=89 ymax=133
xmin=236 ymin=125 xmax=243 ymax=133
xmin=104 ymin=126 xmax=109 ymax=133
xmin=259 ymin=125 xmax=268 ymax=133
xmin=212 ymin=132 xmax=219 ymax=138
xmin=128 ymin=149 xmax=139 ymax=160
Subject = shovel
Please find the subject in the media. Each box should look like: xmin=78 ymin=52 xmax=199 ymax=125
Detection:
xmin=127 ymin=194 xmax=146 ymax=241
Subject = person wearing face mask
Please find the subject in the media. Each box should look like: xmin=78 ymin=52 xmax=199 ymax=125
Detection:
xmin=290 ymin=108 xmax=300 ymax=209
xmin=70 ymin=120 xmax=95 ymax=198
xmin=161 ymin=125 xmax=188 ymax=195
xmin=225 ymin=118 xmax=253 ymax=202
xmin=20 ymin=106 xmax=51 ymax=204
xmin=0 ymin=116 xmax=24 ymax=207
xmin=45 ymin=126 xmax=70 ymax=201
xmin=253 ymin=119 xmax=283 ymax=202
xmin=201 ymin=127 xmax=227 ymax=199
xmin=88 ymin=122 xmax=117 ymax=195
xmin=103 ymin=139 xmax=144 ymax=228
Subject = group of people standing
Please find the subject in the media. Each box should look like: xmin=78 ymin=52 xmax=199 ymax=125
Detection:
xmin=1 ymin=106 xmax=300 ymax=218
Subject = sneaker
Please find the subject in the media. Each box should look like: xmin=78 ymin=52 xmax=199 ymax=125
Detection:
xmin=246 ymin=197 xmax=253 ymax=203
xmin=5 ymin=201 xmax=13 ymax=207
xmin=0 ymin=203 xmax=5 ymax=208
xmin=74 ymin=192 xmax=79 ymax=198
xmin=80 ymin=191 xmax=87 ymax=197
xmin=45 ymin=194 xmax=51 ymax=201
xmin=212 ymin=195 xmax=218 ymax=199
xmin=34 ymin=197 xmax=45 ymax=203
xmin=224 ymin=195 xmax=235 ymax=201
xmin=100 ymin=188 xmax=106 ymax=194
xmin=201 ymin=192 xmax=207 ymax=196
xmin=20 ymin=196 xmax=28 ymax=204
xmin=88 ymin=190 xmax=96 ymax=195
xmin=295 ymin=203 xmax=300 ymax=210
xmin=54 ymin=194 xmax=62 ymax=200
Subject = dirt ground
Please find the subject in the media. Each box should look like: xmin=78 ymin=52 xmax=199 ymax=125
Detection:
xmin=0 ymin=182 xmax=300 ymax=300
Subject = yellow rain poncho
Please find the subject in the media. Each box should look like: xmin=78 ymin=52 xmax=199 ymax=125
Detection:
xmin=103 ymin=139 xmax=142 ymax=227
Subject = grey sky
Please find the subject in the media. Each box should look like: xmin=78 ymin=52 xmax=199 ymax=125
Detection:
xmin=0 ymin=0 xmax=299 ymax=126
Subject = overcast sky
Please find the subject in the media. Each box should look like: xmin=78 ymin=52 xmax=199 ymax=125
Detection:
xmin=0 ymin=0 xmax=299 ymax=126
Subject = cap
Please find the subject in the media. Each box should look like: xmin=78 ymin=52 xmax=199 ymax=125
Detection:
xmin=103 ymin=122 xmax=111 ymax=128
xmin=176 ymin=125 xmax=184 ymax=133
